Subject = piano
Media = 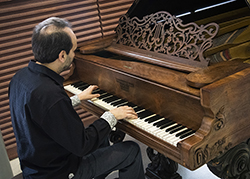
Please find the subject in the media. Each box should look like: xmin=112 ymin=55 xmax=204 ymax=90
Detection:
xmin=64 ymin=0 xmax=250 ymax=178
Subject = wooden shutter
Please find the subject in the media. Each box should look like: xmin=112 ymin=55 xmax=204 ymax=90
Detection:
xmin=0 ymin=0 xmax=132 ymax=160
xmin=98 ymin=0 xmax=134 ymax=36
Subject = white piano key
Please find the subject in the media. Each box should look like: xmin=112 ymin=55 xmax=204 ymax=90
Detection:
xmin=91 ymin=99 xmax=116 ymax=110
xmin=155 ymin=123 xmax=178 ymax=137
xmin=172 ymin=133 xmax=195 ymax=146
xmin=64 ymin=85 xmax=82 ymax=95
xmin=166 ymin=127 xmax=188 ymax=140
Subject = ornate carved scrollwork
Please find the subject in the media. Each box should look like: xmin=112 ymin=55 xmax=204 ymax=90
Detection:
xmin=194 ymin=137 xmax=232 ymax=168
xmin=214 ymin=106 xmax=226 ymax=131
xmin=193 ymin=106 xmax=228 ymax=168
xmin=115 ymin=11 xmax=219 ymax=66
xmin=207 ymin=139 xmax=250 ymax=179
xmin=145 ymin=147 xmax=182 ymax=179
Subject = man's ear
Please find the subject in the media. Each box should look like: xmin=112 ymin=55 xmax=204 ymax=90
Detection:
xmin=58 ymin=50 xmax=66 ymax=63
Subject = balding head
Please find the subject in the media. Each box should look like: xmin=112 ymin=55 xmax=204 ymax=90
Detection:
xmin=32 ymin=17 xmax=73 ymax=63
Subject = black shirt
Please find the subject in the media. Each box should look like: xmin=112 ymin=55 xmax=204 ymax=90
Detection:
xmin=8 ymin=60 xmax=111 ymax=179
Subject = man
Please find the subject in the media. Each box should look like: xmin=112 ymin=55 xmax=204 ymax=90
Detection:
xmin=8 ymin=17 xmax=145 ymax=179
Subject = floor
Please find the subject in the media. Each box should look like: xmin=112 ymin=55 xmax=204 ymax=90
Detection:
xmin=106 ymin=135 xmax=220 ymax=179
xmin=10 ymin=135 xmax=220 ymax=179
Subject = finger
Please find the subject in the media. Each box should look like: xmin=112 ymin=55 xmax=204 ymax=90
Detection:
xmin=91 ymin=93 xmax=100 ymax=99
xmin=86 ymin=85 xmax=99 ymax=92
xmin=127 ymin=111 xmax=138 ymax=118
xmin=91 ymin=85 xmax=99 ymax=91
xmin=125 ymin=113 xmax=138 ymax=120
xmin=124 ymin=107 xmax=138 ymax=118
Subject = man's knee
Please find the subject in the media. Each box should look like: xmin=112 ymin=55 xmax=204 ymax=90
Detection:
xmin=123 ymin=141 xmax=141 ymax=158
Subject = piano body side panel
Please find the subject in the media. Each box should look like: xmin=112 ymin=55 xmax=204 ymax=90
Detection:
xmin=181 ymin=67 xmax=250 ymax=170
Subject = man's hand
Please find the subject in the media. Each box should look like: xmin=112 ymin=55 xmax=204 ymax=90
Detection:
xmin=109 ymin=106 xmax=138 ymax=120
xmin=77 ymin=85 xmax=100 ymax=101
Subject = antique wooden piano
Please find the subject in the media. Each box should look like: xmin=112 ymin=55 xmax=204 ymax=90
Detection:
xmin=64 ymin=0 xmax=250 ymax=178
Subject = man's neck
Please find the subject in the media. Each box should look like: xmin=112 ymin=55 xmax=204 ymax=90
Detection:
xmin=36 ymin=61 xmax=60 ymax=74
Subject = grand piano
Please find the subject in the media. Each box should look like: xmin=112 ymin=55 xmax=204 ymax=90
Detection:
xmin=64 ymin=0 xmax=250 ymax=178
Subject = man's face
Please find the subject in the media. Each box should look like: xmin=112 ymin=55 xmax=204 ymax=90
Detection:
xmin=61 ymin=27 xmax=77 ymax=71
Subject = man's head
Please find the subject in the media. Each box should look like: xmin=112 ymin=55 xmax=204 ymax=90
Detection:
xmin=32 ymin=17 xmax=77 ymax=73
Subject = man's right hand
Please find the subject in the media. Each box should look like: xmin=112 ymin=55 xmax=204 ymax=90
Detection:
xmin=77 ymin=85 xmax=100 ymax=101
xmin=109 ymin=106 xmax=138 ymax=120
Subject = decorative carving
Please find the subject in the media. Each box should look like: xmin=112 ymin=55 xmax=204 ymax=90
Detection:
xmin=194 ymin=137 xmax=232 ymax=168
xmin=115 ymin=11 xmax=219 ymax=66
xmin=214 ymin=106 xmax=226 ymax=131
xmin=208 ymin=140 xmax=250 ymax=179
xmin=145 ymin=147 xmax=182 ymax=179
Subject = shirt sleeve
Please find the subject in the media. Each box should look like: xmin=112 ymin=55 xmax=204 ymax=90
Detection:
xmin=70 ymin=95 xmax=80 ymax=107
xmin=100 ymin=111 xmax=117 ymax=129
xmin=70 ymin=95 xmax=117 ymax=129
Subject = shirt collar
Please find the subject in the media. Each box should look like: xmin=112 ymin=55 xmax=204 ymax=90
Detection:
xmin=28 ymin=60 xmax=65 ymax=87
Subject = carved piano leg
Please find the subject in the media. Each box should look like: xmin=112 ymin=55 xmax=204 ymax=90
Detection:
xmin=145 ymin=147 xmax=182 ymax=179
xmin=207 ymin=139 xmax=250 ymax=179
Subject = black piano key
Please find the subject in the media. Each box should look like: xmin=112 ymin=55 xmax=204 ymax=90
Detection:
xmin=72 ymin=81 xmax=86 ymax=87
xmin=159 ymin=121 xmax=175 ymax=129
xmin=103 ymin=96 xmax=120 ymax=103
xmin=134 ymin=106 xmax=144 ymax=112
xmin=126 ymin=102 xmax=137 ymax=108
xmin=117 ymin=102 xmax=137 ymax=108
xmin=72 ymin=81 xmax=89 ymax=89
xmin=98 ymin=93 xmax=112 ymax=100
xmin=175 ymin=128 xmax=192 ymax=137
xmin=153 ymin=118 xmax=170 ymax=127
xmin=169 ymin=126 xmax=185 ymax=134
xmin=165 ymin=124 xmax=181 ymax=132
xmin=111 ymin=99 xmax=127 ymax=106
xmin=138 ymin=110 xmax=154 ymax=119
xmin=146 ymin=115 xmax=163 ymax=123
xmin=92 ymin=89 xmax=106 ymax=95
xmin=78 ymin=84 xmax=90 ymax=91
xmin=179 ymin=130 xmax=195 ymax=139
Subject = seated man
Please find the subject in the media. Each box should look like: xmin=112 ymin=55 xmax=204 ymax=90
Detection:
xmin=8 ymin=17 xmax=145 ymax=179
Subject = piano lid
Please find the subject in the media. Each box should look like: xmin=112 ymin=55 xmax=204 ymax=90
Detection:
xmin=126 ymin=0 xmax=248 ymax=23
xmin=107 ymin=0 xmax=250 ymax=72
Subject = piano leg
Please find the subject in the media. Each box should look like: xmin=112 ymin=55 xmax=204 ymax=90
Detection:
xmin=109 ymin=129 xmax=126 ymax=143
xmin=207 ymin=139 xmax=250 ymax=179
xmin=145 ymin=147 xmax=182 ymax=179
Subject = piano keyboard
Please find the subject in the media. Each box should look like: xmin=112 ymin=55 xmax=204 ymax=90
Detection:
xmin=64 ymin=81 xmax=195 ymax=147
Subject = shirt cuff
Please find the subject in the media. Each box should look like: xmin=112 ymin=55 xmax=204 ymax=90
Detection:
xmin=70 ymin=95 xmax=81 ymax=107
xmin=101 ymin=111 xmax=117 ymax=129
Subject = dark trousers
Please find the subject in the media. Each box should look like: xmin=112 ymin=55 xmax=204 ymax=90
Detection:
xmin=73 ymin=140 xmax=145 ymax=179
